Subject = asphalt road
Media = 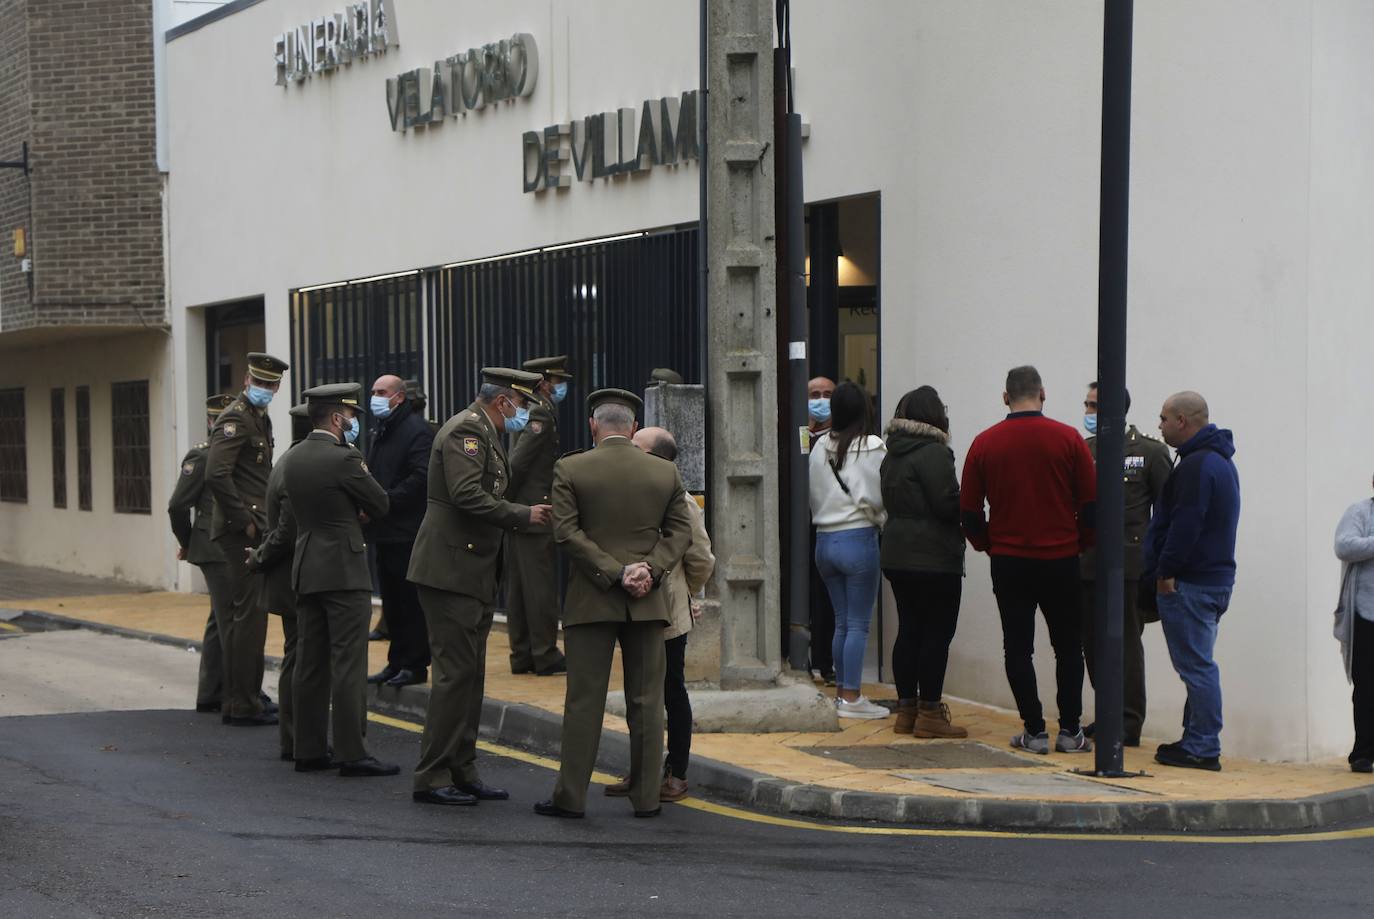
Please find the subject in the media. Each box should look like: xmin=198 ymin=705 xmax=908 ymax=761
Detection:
xmin=2 ymin=629 xmax=1373 ymax=918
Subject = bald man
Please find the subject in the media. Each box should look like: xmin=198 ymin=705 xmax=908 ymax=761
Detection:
xmin=365 ymin=372 xmax=436 ymax=687
xmin=1144 ymin=391 xmax=1240 ymax=772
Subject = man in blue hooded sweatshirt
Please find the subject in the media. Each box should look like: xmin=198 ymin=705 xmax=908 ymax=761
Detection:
xmin=1144 ymin=391 xmax=1240 ymax=771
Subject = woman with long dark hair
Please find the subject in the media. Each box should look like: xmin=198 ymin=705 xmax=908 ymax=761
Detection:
xmin=808 ymin=381 xmax=888 ymax=719
xmin=880 ymin=386 xmax=966 ymax=736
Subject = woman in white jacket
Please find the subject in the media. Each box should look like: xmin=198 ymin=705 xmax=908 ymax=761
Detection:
xmin=808 ymin=382 xmax=888 ymax=719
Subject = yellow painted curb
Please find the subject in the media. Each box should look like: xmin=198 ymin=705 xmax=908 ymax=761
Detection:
xmin=365 ymin=712 xmax=1374 ymax=845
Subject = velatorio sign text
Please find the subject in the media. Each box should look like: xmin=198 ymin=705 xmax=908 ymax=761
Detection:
xmin=521 ymin=90 xmax=701 ymax=193
xmin=385 ymin=33 xmax=538 ymax=132
xmin=274 ymin=0 xmax=398 ymax=86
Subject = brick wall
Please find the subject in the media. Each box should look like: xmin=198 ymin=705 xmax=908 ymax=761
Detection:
xmin=0 ymin=0 xmax=165 ymax=334
xmin=0 ymin=0 xmax=32 ymax=323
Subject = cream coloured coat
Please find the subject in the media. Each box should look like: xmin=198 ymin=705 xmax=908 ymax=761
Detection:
xmin=664 ymin=494 xmax=715 ymax=640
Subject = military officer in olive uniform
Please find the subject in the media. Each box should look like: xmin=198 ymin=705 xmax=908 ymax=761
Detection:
xmin=535 ymin=389 xmax=694 ymax=819
xmin=1080 ymin=383 xmax=1172 ymax=746
xmin=169 ymin=393 xmax=237 ymax=714
xmin=284 ymin=383 xmax=397 ymax=776
xmin=206 ymin=352 xmax=289 ymax=727
xmin=246 ymin=403 xmax=311 ymax=762
xmin=408 ymin=368 xmax=552 ymax=806
xmin=506 ymin=355 xmax=574 ymax=676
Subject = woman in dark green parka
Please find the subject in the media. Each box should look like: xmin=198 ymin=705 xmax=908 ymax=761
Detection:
xmin=880 ymin=386 xmax=967 ymax=737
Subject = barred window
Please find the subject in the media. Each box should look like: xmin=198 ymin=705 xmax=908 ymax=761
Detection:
xmin=51 ymin=388 xmax=67 ymax=508
xmin=0 ymin=388 xmax=26 ymax=503
xmin=111 ymin=380 xmax=151 ymax=515
xmin=76 ymin=386 xmax=92 ymax=511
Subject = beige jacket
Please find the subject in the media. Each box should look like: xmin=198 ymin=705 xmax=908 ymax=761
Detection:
xmin=664 ymin=494 xmax=715 ymax=640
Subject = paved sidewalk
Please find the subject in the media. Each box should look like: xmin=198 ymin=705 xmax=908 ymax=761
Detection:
xmin=5 ymin=586 xmax=1373 ymax=832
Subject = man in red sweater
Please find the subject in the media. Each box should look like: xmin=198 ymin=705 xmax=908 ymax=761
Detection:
xmin=961 ymin=365 xmax=1097 ymax=755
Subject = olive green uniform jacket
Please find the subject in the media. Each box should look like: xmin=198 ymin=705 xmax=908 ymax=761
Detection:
xmin=552 ymin=437 xmax=695 ymax=626
xmin=282 ymin=432 xmax=390 ymax=595
xmin=167 ymin=443 xmax=225 ymax=566
xmin=248 ymin=441 xmax=301 ymax=614
xmin=406 ymin=403 xmax=534 ymax=603
xmin=1080 ymin=425 xmax=1172 ymax=581
xmin=205 ymin=394 xmax=274 ymax=539
xmin=507 ymin=394 xmax=559 ymax=530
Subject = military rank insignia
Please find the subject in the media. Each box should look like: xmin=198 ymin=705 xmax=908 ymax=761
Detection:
xmin=182 ymin=461 xmax=195 ymax=476
xmin=528 ymin=421 xmax=543 ymax=434
xmin=463 ymin=436 xmax=480 ymax=456
xmin=223 ymin=422 xmax=237 ymax=437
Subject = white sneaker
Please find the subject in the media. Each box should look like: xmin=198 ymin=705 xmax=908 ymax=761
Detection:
xmin=835 ymin=696 xmax=889 ymax=720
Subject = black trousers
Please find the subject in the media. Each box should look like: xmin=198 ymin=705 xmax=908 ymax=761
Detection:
xmin=990 ymin=555 xmax=1084 ymax=735
xmin=884 ymin=570 xmax=962 ymax=703
xmin=376 ymin=541 xmax=430 ymax=670
xmin=1353 ymin=614 xmax=1374 ymax=764
xmin=1081 ymin=578 xmax=1147 ymax=740
xmin=664 ymin=633 xmax=692 ymax=779
xmin=809 ymin=529 xmax=836 ymax=675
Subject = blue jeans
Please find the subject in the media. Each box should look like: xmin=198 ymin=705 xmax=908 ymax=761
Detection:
xmin=815 ymin=527 xmax=881 ymax=692
xmin=1157 ymin=580 xmax=1232 ymax=758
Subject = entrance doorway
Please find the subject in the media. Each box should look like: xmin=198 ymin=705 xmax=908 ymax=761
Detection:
xmin=205 ymin=298 xmax=265 ymax=398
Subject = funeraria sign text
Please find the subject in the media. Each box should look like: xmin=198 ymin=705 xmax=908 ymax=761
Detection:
xmin=274 ymin=0 xmax=398 ymax=85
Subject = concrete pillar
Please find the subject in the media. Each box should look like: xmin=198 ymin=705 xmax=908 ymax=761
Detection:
xmin=706 ymin=0 xmax=779 ymax=689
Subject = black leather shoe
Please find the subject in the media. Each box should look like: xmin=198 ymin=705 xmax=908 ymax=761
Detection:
xmin=1083 ymin=722 xmax=1141 ymax=747
xmin=634 ymin=807 xmax=662 ymax=818
xmin=367 ymin=665 xmax=400 ymax=685
xmin=1351 ymin=758 xmax=1373 ymax=774
xmin=385 ymin=667 xmax=427 ymax=687
xmin=534 ymin=800 xmax=583 ymax=818
xmin=413 ymin=785 xmax=478 ymax=806
xmin=294 ymin=756 xmax=337 ymax=772
xmin=259 ymin=693 xmax=278 ymax=715
xmin=511 ymin=663 xmax=535 ymax=674
xmin=536 ymin=659 xmax=568 ymax=676
xmin=368 ymin=629 xmax=388 ymax=642
xmin=195 ymin=702 xmax=222 ymax=714
xmin=1155 ymin=745 xmax=1221 ymax=772
xmin=1124 ymin=735 xmax=1141 ymax=748
xmin=1083 ymin=722 xmax=1096 ymax=738
xmin=338 ymin=757 xmax=401 ymax=777
xmin=226 ymin=712 xmax=279 ymax=727
xmin=455 ymin=781 xmax=509 ymax=801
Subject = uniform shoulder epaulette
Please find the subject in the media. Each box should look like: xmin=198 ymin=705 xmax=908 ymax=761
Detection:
xmin=559 ymin=449 xmax=585 ymax=460
xmin=195 ymin=441 xmax=208 ymax=449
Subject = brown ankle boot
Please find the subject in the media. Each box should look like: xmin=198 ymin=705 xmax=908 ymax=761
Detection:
xmin=914 ymin=701 xmax=967 ymax=738
xmin=893 ymin=699 xmax=918 ymax=734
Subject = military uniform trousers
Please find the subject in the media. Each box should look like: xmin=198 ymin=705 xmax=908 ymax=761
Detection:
xmin=193 ymin=561 xmax=234 ymax=708
xmin=1081 ymin=578 xmax=1147 ymax=741
xmin=553 ymin=619 xmax=667 ymax=814
xmin=216 ymin=531 xmax=269 ymax=719
xmin=273 ymin=602 xmax=299 ymax=760
xmin=413 ymin=586 xmax=494 ymax=792
xmin=505 ymin=531 xmax=564 ymax=673
xmin=292 ymin=588 xmax=372 ymax=763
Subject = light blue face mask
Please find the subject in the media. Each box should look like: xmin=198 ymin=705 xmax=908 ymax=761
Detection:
xmin=552 ymin=382 xmax=569 ymax=404
xmin=246 ymin=384 xmax=275 ymax=408
xmin=1083 ymin=413 xmax=1098 ymax=436
xmin=808 ymin=398 xmax=831 ymax=423
xmin=370 ymin=394 xmax=394 ymax=419
xmin=343 ymin=414 xmax=360 ymax=445
xmin=503 ymin=401 xmax=530 ymax=434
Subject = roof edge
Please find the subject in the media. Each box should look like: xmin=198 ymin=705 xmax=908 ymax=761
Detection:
xmin=166 ymin=0 xmax=269 ymax=43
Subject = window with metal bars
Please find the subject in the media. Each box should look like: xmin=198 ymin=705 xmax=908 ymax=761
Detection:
xmin=51 ymin=388 xmax=66 ymax=508
xmin=111 ymin=380 xmax=151 ymax=514
xmin=0 ymin=388 xmax=26 ymax=503
xmin=76 ymin=386 xmax=92 ymax=510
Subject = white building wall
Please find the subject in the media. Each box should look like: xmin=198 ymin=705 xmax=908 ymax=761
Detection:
xmin=164 ymin=0 xmax=1374 ymax=759
xmin=0 ymin=334 xmax=178 ymax=589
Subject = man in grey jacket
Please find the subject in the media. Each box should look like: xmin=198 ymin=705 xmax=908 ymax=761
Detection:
xmin=1334 ymin=474 xmax=1374 ymax=774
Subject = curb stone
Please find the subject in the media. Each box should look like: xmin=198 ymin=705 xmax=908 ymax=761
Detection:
xmin=12 ymin=607 xmax=1374 ymax=834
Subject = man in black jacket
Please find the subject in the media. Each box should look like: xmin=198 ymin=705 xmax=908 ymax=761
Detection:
xmin=366 ymin=373 xmax=436 ymax=687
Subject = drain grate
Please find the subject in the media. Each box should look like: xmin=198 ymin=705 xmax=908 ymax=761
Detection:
xmin=799 ymin=741 xmax=1041 ymax=770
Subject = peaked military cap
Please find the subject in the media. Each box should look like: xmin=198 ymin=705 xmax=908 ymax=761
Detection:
xmin=206 ymin=393 xmax=236 ymax=416
xmin=288 ymin=402 xmax=310 ymax=418
xmin=522 ymin=355 xmax=574 ymax=381
xmin=586 ymin=388 xmax=643 ymax=417
xmin=247 ymin=352 xmax=290 ymax=382
xmin=302 ymin=382 xmax=362 ymax=408
xmin=647 ymin=367 xmax=683 ymax=385
xmin=481 ymin=367 xmax=543 ymax=397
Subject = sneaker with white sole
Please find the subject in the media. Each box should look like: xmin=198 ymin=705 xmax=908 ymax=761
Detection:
xmin=835 ymin=696 xmax=889 ymax=720
xmin=1055 ymin=729 xmax=1093 ymax=753
xmin=1010 ymin=730 xmax=1050 ymax=754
